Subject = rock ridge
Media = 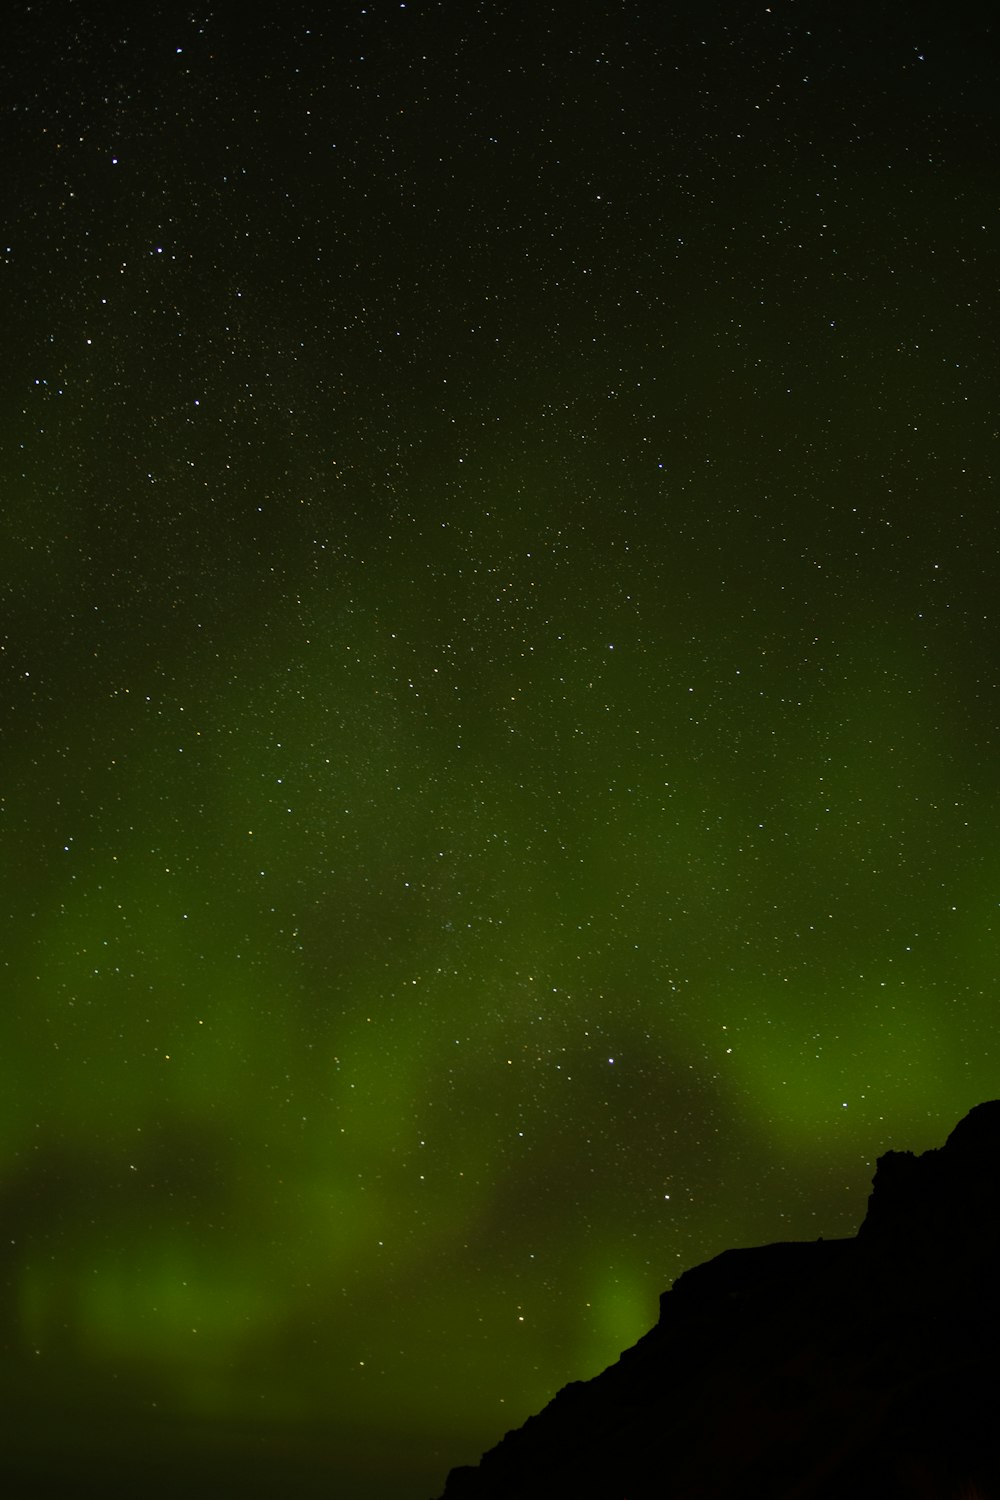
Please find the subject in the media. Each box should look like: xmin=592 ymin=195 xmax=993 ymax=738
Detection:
xmin=436 ymin=1101 xmax=1000 ymax=1499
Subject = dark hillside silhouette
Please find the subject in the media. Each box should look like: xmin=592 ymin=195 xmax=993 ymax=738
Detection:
xmin=437 ymin=1102 xmax=1000 ymax=1499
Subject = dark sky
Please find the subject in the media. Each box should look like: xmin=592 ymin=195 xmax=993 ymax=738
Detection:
xmin=3 ymin=2 xmax=999 ymax=1495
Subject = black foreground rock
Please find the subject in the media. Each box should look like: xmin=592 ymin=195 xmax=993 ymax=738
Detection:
xmin=436 ymin=1102 xmax=1000 ymax=1499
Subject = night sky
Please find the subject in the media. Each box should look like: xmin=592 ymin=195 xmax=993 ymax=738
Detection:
xmin=3 ymin=2 xmax=999 ymax=1495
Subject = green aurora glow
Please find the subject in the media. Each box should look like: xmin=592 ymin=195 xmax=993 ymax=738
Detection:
xmin=2 ymin=3 xmax=999 ymax=1495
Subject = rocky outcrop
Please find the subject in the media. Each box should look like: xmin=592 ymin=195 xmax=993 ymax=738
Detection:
xmin=437 ymin=1101 xmax=1000 ymax=1499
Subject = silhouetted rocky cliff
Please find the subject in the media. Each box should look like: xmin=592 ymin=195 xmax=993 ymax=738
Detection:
xmin=436 ymin=1102 xmax=1000 ymax=1499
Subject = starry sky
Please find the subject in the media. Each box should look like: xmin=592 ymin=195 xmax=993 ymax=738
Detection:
xmin=2 ymin=1 xmax=999 ymax=1495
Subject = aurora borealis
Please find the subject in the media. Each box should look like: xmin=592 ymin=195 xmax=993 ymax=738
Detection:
xmin=3 ymin=2 xmax=999 ymax=1494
